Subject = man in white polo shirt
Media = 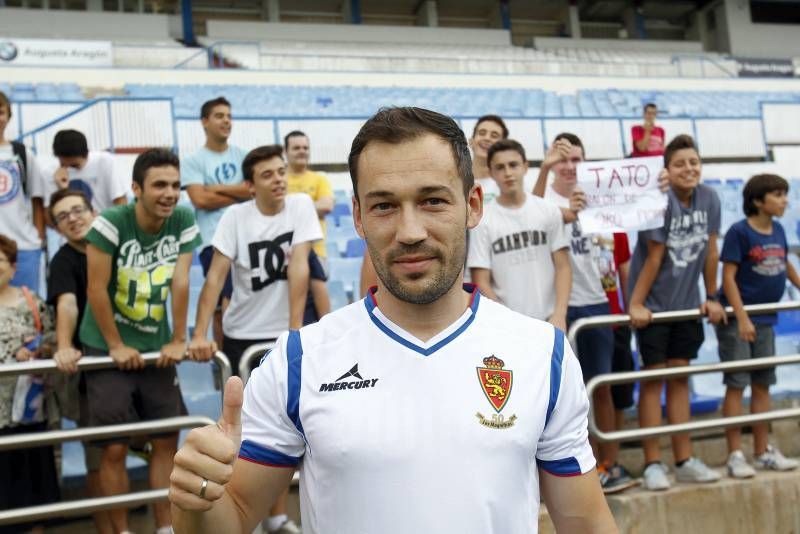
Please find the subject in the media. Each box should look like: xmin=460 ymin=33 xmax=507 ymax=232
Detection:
xmin=170 ymin=108 xmax=617 ymax=534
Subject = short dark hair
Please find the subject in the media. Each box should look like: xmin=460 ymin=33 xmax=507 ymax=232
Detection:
xmin=242 ymin=145 xmax=284 ymax=182
xmin=284 ymin=130 xmax=307 ymax=149
xmin=0 ymin=91 xmax=11 ymax=118
xmin=663 ymin=134 xmax=698 ymax=167
xmin=487 ymin=139 xmax=526 ymax=166
xmin=0 ymin=234 xmax=18 ymax=264
xmin=348 ymin=107 xmax=473 ymax=199
xmin=472 ymin=114 xmax=509 ymax=140
xmin=53 ymin=129 xmax=89 ymax=159
xmin=200 ymin=97 xmax=231 ymax=119
xmin=743 ymin=174 xmax=789 ymax=216
xmin=132 ymin=148 xmax=179 ymax=188
xmin=48 ymin=189 xmax=92 ymax=222
xmin=553 ymin=132 xmax=585 ymax=158
xmin=644 ymin=102 xmax=657 ymax=112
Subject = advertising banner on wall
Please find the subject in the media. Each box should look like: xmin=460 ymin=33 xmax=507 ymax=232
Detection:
xmin=0 ymin=38 xmax=112 ymax=67
xmin=735 ymin=57 xmax=796 ymax=78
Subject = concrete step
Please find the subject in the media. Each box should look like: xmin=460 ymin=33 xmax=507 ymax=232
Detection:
xmin=540 ymin=464 xmax=800 ymax=533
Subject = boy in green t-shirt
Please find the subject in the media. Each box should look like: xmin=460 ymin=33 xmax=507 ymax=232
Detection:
xmin=80 ymin=148 xmax=201 ymax=534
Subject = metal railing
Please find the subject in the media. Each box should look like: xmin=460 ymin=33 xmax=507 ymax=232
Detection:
xmin=239 ymin=342 xmax=277 ymax=383
xmin=0 ymin=351 xmax=230 ymax=527
xmin=567 ymin=300 xmax=800 ymax=443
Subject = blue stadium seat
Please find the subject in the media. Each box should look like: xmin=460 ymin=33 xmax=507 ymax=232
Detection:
xmin=332 ymin=202 xmax=351 ymax=223
xmin=344 ymin=238 xmax=366 ymax=258
xmin=327 ymin=280 xmax=349 ymax=310
xmin=328 ymin=257 xmax=362 ymax=297
xmin=326 ymin=240 xmax=341 ymax=259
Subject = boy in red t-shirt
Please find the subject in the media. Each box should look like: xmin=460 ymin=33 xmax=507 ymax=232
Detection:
xmin=631 ymin=103 xmax=665 ymax=157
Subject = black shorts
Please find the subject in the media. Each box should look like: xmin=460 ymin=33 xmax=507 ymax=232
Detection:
xmin=611 ymin=326 xmax=635 ymax=410
xmin=222 ymin=336 xmax=276 ymax=377
xmin=635 ymin=319 xmax=705 ymax=367
xmin=199 ymin=245 xmax=233 ymax=302
xmin=83 ymin=346 xmax=187 ymax=445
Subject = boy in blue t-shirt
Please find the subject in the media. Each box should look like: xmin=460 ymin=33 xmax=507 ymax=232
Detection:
xmin=717 ymin=173 xmax=800 ymax=479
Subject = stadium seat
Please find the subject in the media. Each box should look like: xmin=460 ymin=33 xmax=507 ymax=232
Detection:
xmin=344 ymin=238 xmax=366 ymax=258
xmin=327 ymin=280 xmax=350 ymax=310
xmin=332 ymin=202 xmax=352 ymax=223
xmin=327 ymin=257 xmax=362 ymax=297
xmin=326 ymin=240 xmax=341 ymax=259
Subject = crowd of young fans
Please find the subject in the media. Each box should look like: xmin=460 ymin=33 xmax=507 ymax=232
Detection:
xmin=0 ymin=90 xmax=798 ymax=533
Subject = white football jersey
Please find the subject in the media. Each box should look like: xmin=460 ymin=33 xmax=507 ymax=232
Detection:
xmin=240 ymin=284 xmax=595 ymax=534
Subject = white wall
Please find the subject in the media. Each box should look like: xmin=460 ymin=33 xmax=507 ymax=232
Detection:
xmin=722 ymin=0 xmax=800 ymax=58
xmin=0 ymin=8 xmax=173 ymax=41
xmin=206 ymin=21 xmax=511 ymax=46
xmin=533 ymin=37 xmax=703 ymax=53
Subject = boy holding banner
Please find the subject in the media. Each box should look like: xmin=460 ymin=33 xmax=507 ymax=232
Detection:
xmin=628 ymin=134 xmax=725 ymax=491
xmin=532 ymin=133 xmax=621 ymax=490
xmin=467 ymin=139 xmax=571 ymax=330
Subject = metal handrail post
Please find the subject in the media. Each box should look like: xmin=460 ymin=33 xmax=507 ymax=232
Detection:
xmin=239 ymin=342 xmax=276 ymax=383
xmin=567 ymin=300 xmax=800 ymax=351
xmin=0 ymin=415 xmax=214 ymax=451
xmin=585 ymin=354 xmax=800 ymax=443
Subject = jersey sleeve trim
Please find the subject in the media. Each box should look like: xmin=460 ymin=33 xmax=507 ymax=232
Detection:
xmin=239 ymin=439 xmax=300 ymax=467
xmin=536 ymin=457 xmax=582 ymax=477
xmin=92 ymin=216 xmax=119 ymax=247
xmin=286 ymin=330 xmax=305 ymax=438
xmin=545 ymin=328 xmax=565 ymax=427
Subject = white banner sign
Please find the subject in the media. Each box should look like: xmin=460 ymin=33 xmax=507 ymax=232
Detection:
xmin=576 ymin=156 xmax=667 ymax=234
xmin=0 ymin=38 xmax=112 ymax=67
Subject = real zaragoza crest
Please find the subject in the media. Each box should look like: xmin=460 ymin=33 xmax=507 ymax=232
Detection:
xmin=475 ymin=355 xmax=517 ymax=429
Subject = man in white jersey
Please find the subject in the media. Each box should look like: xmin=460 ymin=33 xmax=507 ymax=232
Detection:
xmin=468 ymin=138 xmax=571 ymax=330
xmin=170 ymin=107 xmax=617 ymax=534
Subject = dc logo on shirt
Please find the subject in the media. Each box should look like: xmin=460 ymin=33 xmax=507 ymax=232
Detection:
xmin=215 ymin=162 xmax=237 ymax=182
xmin=0 ymin=161 xmax=21 ymax=204
xmin=248 ymin=232 xmax=293 ymax=291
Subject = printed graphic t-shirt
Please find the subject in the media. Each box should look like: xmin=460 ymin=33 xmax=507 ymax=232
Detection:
xmin=544 ymin=186 xmax=608 ymax=307
xmin=0 ymin=143 xmax=44 ymax=250
xmin=213 ymin=194 xmax=323 ymax=340
xmin=719 ymin=219 xmax=788 ymax=325
xmin=79 ymin=204 xmax=201 ymax=351
xmin=628 ymin=184 xmax=721 ymax=313
xmin=182 ymin=145 xmax=248 ymax=249
xmin=467 ymin=194 xmax=569 ymax=320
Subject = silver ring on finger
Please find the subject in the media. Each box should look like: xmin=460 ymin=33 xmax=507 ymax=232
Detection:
xmin=199 ymin=477 xmax=209 ymax=499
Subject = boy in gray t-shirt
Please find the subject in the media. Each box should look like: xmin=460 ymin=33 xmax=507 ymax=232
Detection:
xmin=627 ymin=134 xmax=726 ymax=491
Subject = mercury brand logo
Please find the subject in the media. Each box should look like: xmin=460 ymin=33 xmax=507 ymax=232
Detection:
xmin=319 ymin=363 xmax=379 ymax=393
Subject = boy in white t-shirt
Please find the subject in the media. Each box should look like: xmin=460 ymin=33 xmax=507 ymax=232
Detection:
xmin=468 ymin=139 xmax=571 ymax=330
xmin=468 ymin=114 xmax=507 ymax=205
xmin=189 ymin=145 xmax=322 ymax=375
xmin=0 ymin=91 xmax=46 ymax=293
xmin=47 ymin=129 xmax=128 ymax=211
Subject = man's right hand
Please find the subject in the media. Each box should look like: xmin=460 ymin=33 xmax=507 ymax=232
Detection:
xmin=629 ymin=303 xmax=653 ymax=329
xmin=542 ymin=138 xmax=572 ymax=169
xmin=170 ymin=377 xmax=244 ymax=512
xmin=54 ymin=346 xmax=82 ymax=374
xmin=109 ymin=344 xmax=145 ymax=370
xmin=188 ymin=336 xmax=217 ymax=362
xmin=54 ymin=167 xmax=70 ymax=189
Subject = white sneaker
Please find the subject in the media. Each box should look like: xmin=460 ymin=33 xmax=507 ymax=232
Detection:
xmin=727 ymin=450 xmax=756 ymax=479
xmin=643 ymin=462 xmax=671 ymax=491
xmin=674 ymin=457 xmax=721 ymax=483
xmin=270 ymin=519 xmax=302 ymax=534
xmin=754 ymin=445 xmax=799 ymax=472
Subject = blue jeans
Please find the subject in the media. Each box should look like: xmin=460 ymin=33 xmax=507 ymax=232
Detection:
xmin=567 ymin=302 xmax=614 ymax=383
xmin=10 ymin=249 xmax=43 ymax=295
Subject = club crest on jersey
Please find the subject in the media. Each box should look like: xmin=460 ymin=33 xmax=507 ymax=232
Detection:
xmin=476 ymin=355 xmax=517 ymax=429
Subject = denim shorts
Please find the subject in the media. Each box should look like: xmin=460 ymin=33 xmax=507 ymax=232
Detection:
xmin=715 ymin=320 xmax=776 ymax=389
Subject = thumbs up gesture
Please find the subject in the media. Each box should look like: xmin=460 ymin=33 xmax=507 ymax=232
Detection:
xmin=170 ymin=377 xmax=244 ymax=511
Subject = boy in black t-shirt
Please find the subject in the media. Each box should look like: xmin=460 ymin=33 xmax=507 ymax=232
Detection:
xmin=46 ymin=188 xmax=113 ymax=534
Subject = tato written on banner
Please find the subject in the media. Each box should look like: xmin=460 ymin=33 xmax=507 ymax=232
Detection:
xmin=576 ymin=156 xmax=667 ymax=234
